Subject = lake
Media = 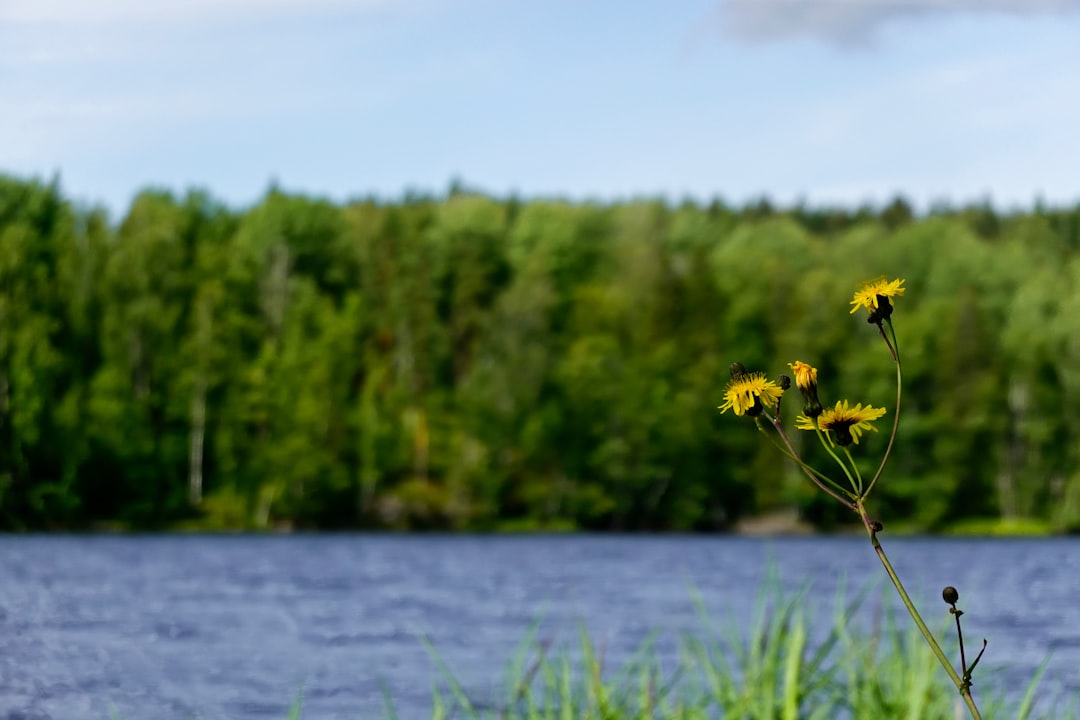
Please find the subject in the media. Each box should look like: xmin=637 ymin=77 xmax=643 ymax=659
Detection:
xmin=0 ymin=535 xmax=1077 ymax=719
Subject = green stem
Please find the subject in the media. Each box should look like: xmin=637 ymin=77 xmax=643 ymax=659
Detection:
xmin=886 ymin=318 xmax=901 ymax=368
xmin=757 ymin=423 xmax=851 ymax=497
xmin=856 ymin=501 xmax=982 ymax=719
xmin=814 ymin=424 xmax=859 ymax=495
xmin=842 ymin=447 xmax=863 ymax=496
xmin=762 ymin=418 xmax=857 ymax=510
xmin=864 ymin=323 xmax=902 ymax=499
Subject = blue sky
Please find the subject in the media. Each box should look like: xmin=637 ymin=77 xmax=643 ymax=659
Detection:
xmin=3 ymin=0 xmax=1080 ymax=217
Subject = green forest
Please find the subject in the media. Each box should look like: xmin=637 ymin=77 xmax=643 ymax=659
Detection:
xmin=3 ymin=173 xmax=1080 ymax=532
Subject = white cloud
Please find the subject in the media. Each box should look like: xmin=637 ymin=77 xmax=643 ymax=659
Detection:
xmin=720 ymin=0 xmax=1080 ymax=46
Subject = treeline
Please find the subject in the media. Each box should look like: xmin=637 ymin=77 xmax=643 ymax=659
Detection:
xmin=3 ymin=174 xmax=1080 ymax=531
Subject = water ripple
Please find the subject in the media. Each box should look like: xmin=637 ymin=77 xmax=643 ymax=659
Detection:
xmin=0 ymin=535 xmax=1077 ymax=719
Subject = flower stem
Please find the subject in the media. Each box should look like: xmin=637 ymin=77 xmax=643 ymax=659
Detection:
xmin=755 ymin=420 xmax=856 ymax=501
xmin=864 ymin=321 xmax=902 ymax=499
xmin=842 ymin=446 xmax=863 ymax=496
xmin=886 ymin=318 xmax=901 ymax=368
xmin=856 ymin=501 xmax=982 ymax=719
xmin=765 ymin=419 xmax=856 ymax=510
xmin=813 ymin=424 xmax=859 ymax=495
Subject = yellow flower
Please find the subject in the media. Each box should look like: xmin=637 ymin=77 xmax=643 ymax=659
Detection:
xmin=850 ymin=277 xmax=905 ymax=316
xmin=796 ymin=400 xmax=887 ymax=446
xmin=787 ymin=361 xmax=817 ymax=392
xmin=719 ymin=372 xmax=785 ymax=417
xmin=788 ymin=360 xmax=822 ymax=417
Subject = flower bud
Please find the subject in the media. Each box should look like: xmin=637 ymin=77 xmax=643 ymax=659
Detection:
xmin=788 ymin=361 xmax=823 ymax=417
xmin=777 ymin=374 xmax=791 ymax=390
xmin=942 ymin=586 xmax=959 ymax=605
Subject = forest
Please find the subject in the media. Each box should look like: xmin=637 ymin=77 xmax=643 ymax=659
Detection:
xmin=3 ymin=173 xmax=1080 ymax=532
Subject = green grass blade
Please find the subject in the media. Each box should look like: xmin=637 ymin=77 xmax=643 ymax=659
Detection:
xmin=782 ymin=610 xmax=806 ymax=720
xmin=421 ymin=634 xmax=480 ymax=717
xmin=1017 ymin=656 xmax=1051 ymax=720
xmin=380 ymin=680 xmax=400 ymax=720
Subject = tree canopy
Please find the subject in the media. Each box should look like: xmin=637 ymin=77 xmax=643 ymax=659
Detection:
xmin=3 ymin=174 xmax=1080 ymax=532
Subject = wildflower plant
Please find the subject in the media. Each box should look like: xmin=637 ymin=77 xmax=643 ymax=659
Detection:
xmin=720 ymin=276 xmax=988 ymax=719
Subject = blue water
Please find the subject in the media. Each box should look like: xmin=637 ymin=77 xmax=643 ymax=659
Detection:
xmin=0 ymin=535 xmax=1077 ymax=719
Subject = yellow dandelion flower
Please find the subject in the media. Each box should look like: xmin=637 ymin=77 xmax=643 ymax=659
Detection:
xmin=787 ymin=361 xmax=817 ymax=392
xmin=796 ymin=400 xmax=887 ymax=446
xmin=719 ymin=372 xmax=785 ymax=417
xmin=850 ymin=277 xmax=905 ymax=316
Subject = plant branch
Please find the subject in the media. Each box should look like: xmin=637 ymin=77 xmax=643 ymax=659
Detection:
xmin=765 ymin=418 xmax=857 ymax=510
xmin=863 ymin=320 xmax=901 ymax=499
xmin=755 ymin=420 xmax=856 ymax=502
xmin=855 ymin=501 xmax=982 ymax=719
xmin=813 ymin=423 xmax=859 ymax=495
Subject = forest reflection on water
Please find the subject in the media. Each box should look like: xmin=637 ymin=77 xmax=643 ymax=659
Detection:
xmin=0 ymin=534 xmax=1077 ymax=719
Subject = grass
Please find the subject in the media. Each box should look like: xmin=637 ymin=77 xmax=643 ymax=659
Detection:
xmin=369 ymin=579 xmax=1077 ymax=720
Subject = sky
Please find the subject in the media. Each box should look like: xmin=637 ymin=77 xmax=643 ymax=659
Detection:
xmin=3 ymin=0 xmax=1080 ymax=217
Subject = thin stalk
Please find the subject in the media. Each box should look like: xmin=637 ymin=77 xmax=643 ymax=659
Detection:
xmin=855 ymin=501 xmax=982 ymax=719
xmin=842 ymin=447 xmax=863 ymax=496
xmin=755 ymin=420 xmax=855 ymax=502
xmin=864 ymin=321 xmax=902 ymax=498
xmin=953 ymin=605 xmax=968 ymax=678
xmin=886 ymin=318 xmax=901 ymax=367
xmin=757 ymin=420 xmax=847 ymax=493
xmin=813 ymin=423 xmax=859 ymax=495
xmin=765 ymin=418 xmax=856 ymax=510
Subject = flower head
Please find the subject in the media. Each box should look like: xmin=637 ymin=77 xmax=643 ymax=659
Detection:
xmin=719 ymin=371 xmax=785 ymax=417
xmin=796 ymin=400 xmax=887 ymax=446
xmin=788 ymin=360 xmax=823 ymax=417
xmin=788 ymin=361 xmax=817 ymax=392
xmin=850 ymin=277 xmax=905 ymax=320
